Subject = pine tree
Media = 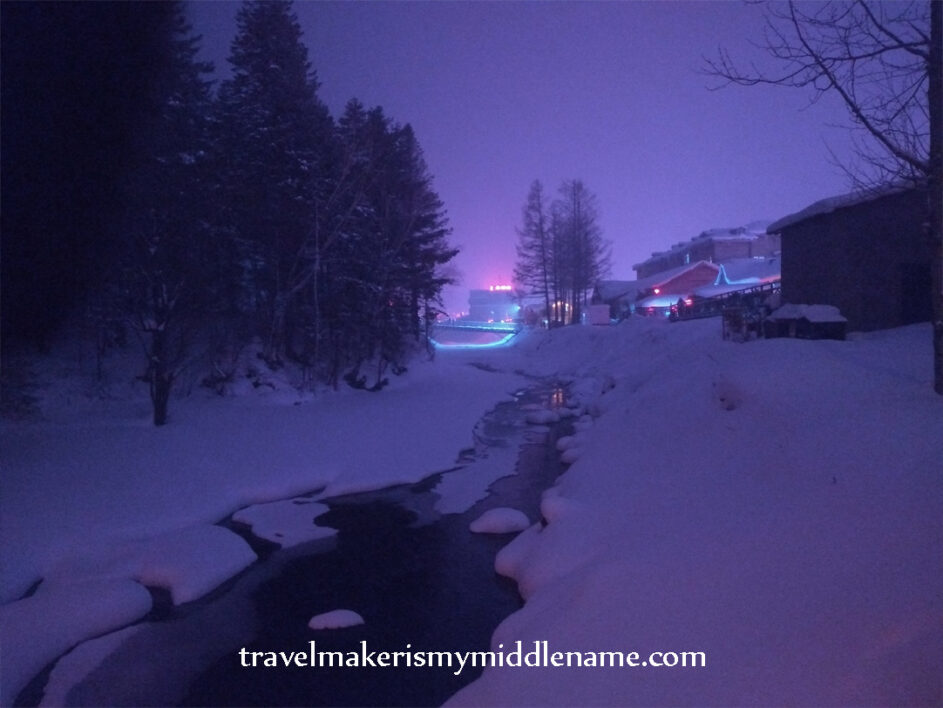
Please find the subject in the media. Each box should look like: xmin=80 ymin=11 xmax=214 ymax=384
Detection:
xmin=215 ymin=0 xmax=335 ymax=366
xmin=115 ymin=1 xmax=216 ymax=425
xmin=331 ymin=105 xmax=456 ymax=388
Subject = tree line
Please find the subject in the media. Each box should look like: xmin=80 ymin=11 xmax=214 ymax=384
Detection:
xmin=514 ymin=179 xmax=611 ymax=326
xmin=2 ymin=0 xmax=457 ymax=424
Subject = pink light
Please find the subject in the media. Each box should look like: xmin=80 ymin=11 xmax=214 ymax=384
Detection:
xmin=653 ymin=287 xmax=661 ymax=295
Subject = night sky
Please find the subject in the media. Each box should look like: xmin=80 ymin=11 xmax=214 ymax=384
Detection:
xmin=188 ymin=0 xmax=857 ymax=315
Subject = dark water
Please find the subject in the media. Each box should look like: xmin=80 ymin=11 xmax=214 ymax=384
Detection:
xmin=52 ymin=384 xmax=570 ymax=707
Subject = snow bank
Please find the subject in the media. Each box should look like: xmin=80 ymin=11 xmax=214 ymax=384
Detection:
xmin=469 ymin=507 xmax=531 ymax=534
xmin=0 ymin=347 xmax=524 ymax=701
xmin=40 ymin=625 xmax=141 ymax=707
xmin=232 ymin=498 xmax=336 ymax=548
xmin=0 ymin=580 xmax=152 ymax=704
xmin=434 ymin=443 xmax=520 ymax=515
xmin=449 ymin=318 xmax=943 ymax=706
xmin=308 ymin=609 xmax=365 ymax=630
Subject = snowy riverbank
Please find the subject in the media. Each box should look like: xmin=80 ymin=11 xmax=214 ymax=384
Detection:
xmin=0 ymin=343 xmax=527 ymax=703
xmin=450 ymin=318 xmax=943 ymax=706
xmin=2 ymin=318 xmax=941 ymax=706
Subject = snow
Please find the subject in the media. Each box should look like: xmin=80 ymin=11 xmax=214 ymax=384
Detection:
xmin=766 ymin=183 xmax=909 ymax=233
xmin=802 ymin=303 xmax=848 ymax=323
xmin=447 ymin=318 xmax=943 ymax=707
xmin=42 ymin=524 xmax=257 ymax=606
xmin=713 ymin=256 xmax=780 ymax=285
xmin=434 ymin=443 xmax=521 ymax=515
xmin=469 ymin=507 xmax=531 ymax=534
xmin=232 ymin=498 xmax=336 ymax=548
xmin=0 ymin=349 xmax=524 ymax=703
xmin=633 ymin=222 xmax=770 ymax=270
xmin=3 ymin=315 xmax=941 ymax=706
xmin=0 ymin=580 xmax=152 ymax=704
xmin=40 ymin=625 xmax=141 ymax=707
xmin=768 ymin=303 xmax=847 ymax=323
xmin=308 ymin=609 xmax=365 ymax=630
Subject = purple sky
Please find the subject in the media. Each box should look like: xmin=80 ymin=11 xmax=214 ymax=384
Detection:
xmin=187 ymin=1 xmax=857 ymax=315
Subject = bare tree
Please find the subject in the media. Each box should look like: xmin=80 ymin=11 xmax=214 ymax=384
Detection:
xmin=514 ymin=180 xmax=554 ymax=326
xmin=705 ymin=0 xmax=942 ymax=394
xmin=553 ymin=180 xmax=611 ymax=325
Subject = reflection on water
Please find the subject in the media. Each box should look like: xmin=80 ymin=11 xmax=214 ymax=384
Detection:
xmin=550 ymin=387 xmax=566 ymax=409
xmin=48 ymin=384 xmax=570 ymax=708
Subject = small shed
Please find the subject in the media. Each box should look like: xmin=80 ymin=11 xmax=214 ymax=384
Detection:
xmin=765 ymin=304 xmax=847 ymax=341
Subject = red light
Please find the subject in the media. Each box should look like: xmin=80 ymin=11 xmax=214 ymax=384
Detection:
xmin=653 ymin=288 xmax=660 ymax=295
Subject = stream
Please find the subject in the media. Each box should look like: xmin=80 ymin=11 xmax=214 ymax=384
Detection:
xmin=32 ymin=382 xmax=572 ymax=707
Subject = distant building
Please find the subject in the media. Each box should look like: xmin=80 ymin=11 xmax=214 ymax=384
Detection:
xmin=593 ymin=261 xmax=721 ymax=318
xmin=633 ymin=222 xmax=780 ymax=279
xmin=467 ymin=286 xmax=521 ymax=322
xmin=768 ymin=186 xmax=931 ymax=332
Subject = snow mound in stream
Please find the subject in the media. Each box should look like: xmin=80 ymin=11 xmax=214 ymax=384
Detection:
xmin=469 ymin=507 xmax=531 ymax=534
xmin=308 ymin=609 xmax=365 ymax=630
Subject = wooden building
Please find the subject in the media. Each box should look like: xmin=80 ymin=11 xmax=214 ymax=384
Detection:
xmin=768 ymin=187 xmax=931 ymax=332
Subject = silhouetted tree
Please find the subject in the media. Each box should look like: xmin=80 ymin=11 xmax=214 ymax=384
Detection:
xmin=552 ymin=180 xmax=611 ymax=324
xmin=0 ymin=2 xmax=176 ymax=353
xmin=332 ymin=105 xmax=456 ymax=388
xmin=514 ymin=180 xmax=554 ymax=326
xmin=216 ymin=0 xmax=335 ymax=367
xmin=115 ymin=1 xmax=216 ymax=425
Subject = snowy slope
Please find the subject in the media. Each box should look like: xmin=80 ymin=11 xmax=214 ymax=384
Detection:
xmin=2 ymin=319 xmax=940 ymax=706
xmin=448 ymin=319 xmax=943 ymax=706
xmin=0 ymin=350 xmax=525 ymax=703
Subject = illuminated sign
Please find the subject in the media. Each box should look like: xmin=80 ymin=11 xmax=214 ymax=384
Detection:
xmin=489 ymin=285 xmax=513 ymax=291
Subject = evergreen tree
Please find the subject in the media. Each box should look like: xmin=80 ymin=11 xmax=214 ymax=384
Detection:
xmin=215 ymin=0 xmax=335 ymax=366
xmin=115 ymin=1 xmax=216 ymax=425
xmin=332 ymin=107 xmax=456 ymax=388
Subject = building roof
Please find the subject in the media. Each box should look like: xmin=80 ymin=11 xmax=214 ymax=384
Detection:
xmin=644 ymin=260 xmax=719 ymax=290
xmin=594 ymin=280 xmax=637 ymax=302
xmin=767 ymin=303 xmax=847 ymax=323
xmin=632 ymin=221 xmax=771 ymax=270
xmin=716 ymin=256 xmax=781 ymax=285
xmin=766 ymin=183 xmax=914 ymax=233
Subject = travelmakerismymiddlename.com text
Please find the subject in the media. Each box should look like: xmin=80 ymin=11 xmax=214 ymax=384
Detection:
xmin=239 ymin=641 xmax=707 ymax=676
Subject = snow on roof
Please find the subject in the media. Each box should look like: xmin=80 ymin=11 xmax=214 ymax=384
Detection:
xmin=595 ymin=262 xmax=717 ymax=304
xmin=803 ymin=304 xmax=848 ymax=323
xmin=767 ymin=303 xmax=847 ymax=323
xmin=643 ymin=260 xmax=719 ymax=290
xmin=693 ymin=282 xmax=758 ymax=299
xmin=767 ymin=303 xmax=808 ymax=320
xmin=633 ymin=221 xmax=771 ymax=270
xmin=767 ymin=183 xmax=913 ymax=233
xmin=594 ymin=280 xmax=637 ymax=302
xmin=716 ymin=256 xmax=781 ymax=285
